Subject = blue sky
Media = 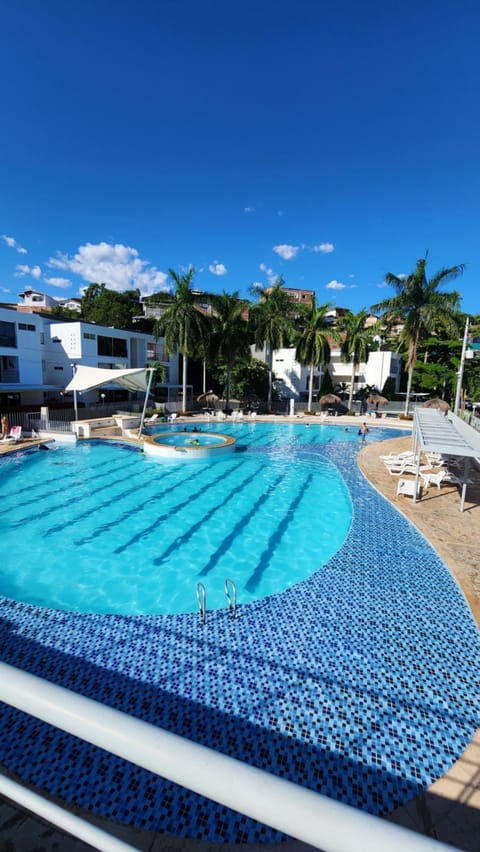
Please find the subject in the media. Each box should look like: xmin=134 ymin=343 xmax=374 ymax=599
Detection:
xmin=1 ymin=0 xmax=479 ymax=314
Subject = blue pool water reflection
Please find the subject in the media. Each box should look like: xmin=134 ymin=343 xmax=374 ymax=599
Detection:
xmin=0 ymin=422 xmax=365 ymax=614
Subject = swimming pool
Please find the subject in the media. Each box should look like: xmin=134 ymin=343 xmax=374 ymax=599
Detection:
xmin=0 ymin=422 xmax=478 ymax=845
xmin=0 ymin=423 xmax=353 ymax=614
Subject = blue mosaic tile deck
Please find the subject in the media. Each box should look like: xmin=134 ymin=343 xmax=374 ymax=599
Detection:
xmin=0 ymin=435 xmax=479 ymax=843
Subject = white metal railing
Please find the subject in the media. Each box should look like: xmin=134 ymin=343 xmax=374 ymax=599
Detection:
xmin=0 ymin=662 xmax=455 ymax=852
xmin=0 ymin=772 xmax=136 ymax=852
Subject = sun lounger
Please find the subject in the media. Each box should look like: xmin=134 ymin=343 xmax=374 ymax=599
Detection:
xmin=380 ymin=451 xmax=414 ymax=461
xmin=3 ymin=426 xmax=22 ymax=442
xmin=384 ymin=460 xmax=431 ymax=477
xmin=419 ymin=468 xmax=463 ymax=491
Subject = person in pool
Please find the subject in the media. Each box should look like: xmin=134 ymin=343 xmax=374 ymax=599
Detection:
xmin=359 ymin=422 xmax=369 ymax=444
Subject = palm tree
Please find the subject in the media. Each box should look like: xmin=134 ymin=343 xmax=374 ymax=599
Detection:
xmin=152 ymin=268 xmax=207 ymax=409
xmin=206 ymin=291 xmax=250 ymax=412
xmin=337 ymin=309 xmax=374 ymax=412
xmin=248 ymin=278 xmax=295 ymax=411
xmin=371 ymin=258 xmax=464 ymax=415
xmin=295 ymin=298 xmax=340 ymax=411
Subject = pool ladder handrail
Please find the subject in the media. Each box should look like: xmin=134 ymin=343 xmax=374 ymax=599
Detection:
xmin=224 ymin=577 xmax=237 ymax=620
xmin=196 ymin=581 xmax=207 ymax=626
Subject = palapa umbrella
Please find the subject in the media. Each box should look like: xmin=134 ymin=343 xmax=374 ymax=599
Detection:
xmin=367 ymin=394 xmax=389 ymax=405
xmin=422 ymin=397 xmax=450 ymax=412
xmin=320 ymin=393 xmax=342 ymax=405
xmin=196 ymin=390 xmax=220 ymax=408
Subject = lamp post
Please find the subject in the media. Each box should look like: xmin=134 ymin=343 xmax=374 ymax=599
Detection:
xmin=100 ymin=392 xmax=106 ymax=412
xmin=454 ymin=317 xmax=469 ymax=416
xmin=71 ymin=364 xmax=78 ymax=423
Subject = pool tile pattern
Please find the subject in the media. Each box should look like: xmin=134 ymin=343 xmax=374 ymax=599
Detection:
xmin=0 ymin=432 xmax=479 ymax=843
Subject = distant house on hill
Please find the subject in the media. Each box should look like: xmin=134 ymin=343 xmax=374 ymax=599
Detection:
xmin=17 ymin=288 xmax=81 ymax=314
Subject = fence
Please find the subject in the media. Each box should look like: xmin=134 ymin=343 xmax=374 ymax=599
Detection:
xmin=0 ymin=402 xmax=145 ymax=434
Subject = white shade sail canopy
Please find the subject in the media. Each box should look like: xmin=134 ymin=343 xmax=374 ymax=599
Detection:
xmin=414 ymin=408 xmax=480 ymax=459
xmin=412 ymin=408 xmax=480 ymax=511
xmin=64 ymin=366 xmax=151 ymax=394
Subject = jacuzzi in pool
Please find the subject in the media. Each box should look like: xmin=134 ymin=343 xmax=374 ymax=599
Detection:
xmin=143 ymin=430 xmax=236 ymax=459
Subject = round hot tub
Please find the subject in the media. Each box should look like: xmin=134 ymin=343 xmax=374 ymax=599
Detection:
xmin=143 ymin=430 xmax=236 ymax=459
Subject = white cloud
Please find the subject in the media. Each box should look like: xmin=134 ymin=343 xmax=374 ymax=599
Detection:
xmin=244 ymin=206 xmax=255 ymax=214
xmin=313 ymin=242 xmax=335 ymax=253
xmin=326 ymin=279 xmax=347 ymax=291
xmin=47 ymin=241 xmax=169 ymax=296
xmin=208 ymin=262 xmax=227 ymax=276
xmin=14 ymin=264 xmax=42 ymax=279
xmin=273 ymin=243 xmax=299 ymax=260
xmin=259 ymin=263 xmax=277 ymax=285
xmin=2 ymin=234 xmax=27 ymax=254
xmin=44 ymin=276 xmax=71 ymax=289
xmin=277 ymin=210 xmax=284 ymax=217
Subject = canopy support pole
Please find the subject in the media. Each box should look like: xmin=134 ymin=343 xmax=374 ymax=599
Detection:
xmin=138 ymin=368 xmax=155 ymax=438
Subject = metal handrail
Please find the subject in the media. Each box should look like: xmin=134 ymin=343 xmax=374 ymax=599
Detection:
xmin=0 ymin=662 xmax=453 ymax=852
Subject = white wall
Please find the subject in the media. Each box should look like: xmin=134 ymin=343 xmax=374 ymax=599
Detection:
xmin=256 ymin=341 xmax=401 ymax=400
xmin=0 ymin=308 xmax=178 ymax=406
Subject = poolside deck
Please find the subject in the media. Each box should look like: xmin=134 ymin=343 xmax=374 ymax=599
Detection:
xmin=0 ymin=419 xmax=478 ymax=851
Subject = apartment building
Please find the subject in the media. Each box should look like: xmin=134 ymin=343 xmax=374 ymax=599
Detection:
xmin=0 ymin=303 xmax=177 ymax=410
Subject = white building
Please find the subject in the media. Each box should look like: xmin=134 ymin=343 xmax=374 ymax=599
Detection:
xmin=0 ymin=304 xmax=177 ymax=411
xmin=257 ymin=343 xmax=401 ymax=401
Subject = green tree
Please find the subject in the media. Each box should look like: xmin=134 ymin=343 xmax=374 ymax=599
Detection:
xmin=230 ymin=358 xmax=270 ymax=405
xmin=295 ymin=298 xmax=340 ymax=411
xmin=206 ymin=291 xmax=250 ymax=412
xmin=381 ymin=376 xmax=396 ymax=400
xmin=49 ymin=306 xmax=82 ymax=321
xmin=333 ymin=381 xmax=348 ymax=400
xmin=152 ymin=268 xmax=207 ymax=409
xmin=248 ymin=278 xmax=295 ymax=411
xmin=81 ymin=283 xmax=142 ymax=329
xmin=338 ymin=309 xmax=374 ymax=412
xmin=371 ymin=258 xmax=464 ymax=414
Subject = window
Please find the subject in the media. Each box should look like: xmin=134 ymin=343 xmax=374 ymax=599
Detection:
xmin=306 ymin=375 xmax=321 ymax=391
xmin=18 ymin=322 xmax=36 ymax=331
xmin=54 ymin=366 xmax=64 ymax=371
xmin=147 ymin=342 xmax=167 ymax=361
xmin=40 ymin=332 xmax=45 ymax=344
xmin=97 ymin=335 xmax=128 ymax=358
xmin=83 ymin=332 xmax=96 ymax=340
xmin=0 ymin=321 xmax=16 ymax=348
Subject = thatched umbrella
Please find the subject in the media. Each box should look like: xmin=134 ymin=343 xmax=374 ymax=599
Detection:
xmin=320 ymin=393 xmax=341 ymax=405
xmin=196 ymin=390 xmax=219 ymax=408
xmin=422 ymin=398 xmax=450 ymax=413
xmin=367 ymin=394 xmax=389 ymax=406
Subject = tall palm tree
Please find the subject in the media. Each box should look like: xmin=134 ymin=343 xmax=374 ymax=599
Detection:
xmin=295 ymin=298 xmax=340 ymax=410
xmin=371 ymin=258 xmax=464 ymax=414
xmin=338 ymin=309 xmax=374 ymax=412
xmin=152 ymin=268 xmax=207 ymax=409
xmin=248 ymin=278 xmax=295 ymax=411
xmin=206 ymin=291 xmax=250 ymax=412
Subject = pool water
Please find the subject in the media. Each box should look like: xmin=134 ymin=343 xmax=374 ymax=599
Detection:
xmin=152 ymin=430 xmax=228 ymax=446
xmin=0 ymin=422 xmax=366 ymax=615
